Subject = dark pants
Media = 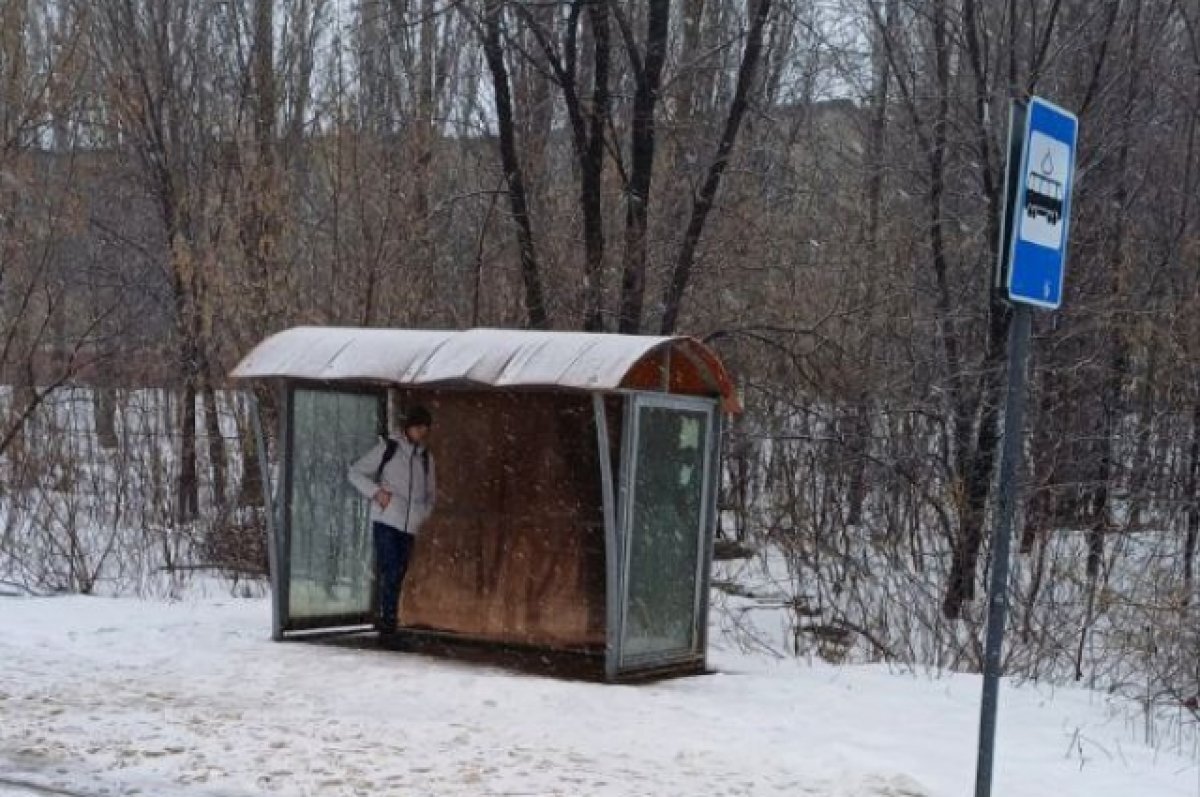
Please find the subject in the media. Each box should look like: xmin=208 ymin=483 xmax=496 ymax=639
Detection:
xmin=373 ymin=522 xmax=414 ymax=633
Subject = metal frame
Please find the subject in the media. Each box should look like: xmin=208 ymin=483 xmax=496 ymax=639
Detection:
xmin=277 ymin=383 xmax=294 ymax=636
xmin=249 ymin=391 xmax=283 ymax=641
xmin=696 ymin=409 xmax=723 ymax=664
xmin=615 ymin=392 xmax=719 ymax=676
xmin=593 ymin=394 xmax=621 ymax=681
xmin=612 ymin=393 xmax=638 ymax=673
xmin=275 ymin=382 xmax=385 ymax=636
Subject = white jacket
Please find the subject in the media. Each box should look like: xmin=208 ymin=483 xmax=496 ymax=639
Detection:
xmin=348 ymin=436 xmax=437 ymax=534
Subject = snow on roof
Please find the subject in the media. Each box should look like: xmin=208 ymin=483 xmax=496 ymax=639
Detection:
xmin=231 ymin=326 xmax=738 ymax=407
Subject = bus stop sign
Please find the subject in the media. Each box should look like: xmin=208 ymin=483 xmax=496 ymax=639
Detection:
xmin=978 ymin=95 xmax=1080 ymax=797
xmin=1005 ymin=97 xmax=1078 ymax=309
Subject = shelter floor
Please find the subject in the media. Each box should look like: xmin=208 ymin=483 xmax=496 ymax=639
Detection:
xmin=292 ymin=627 xmax=711 ymax=683
xmin=299 ymin=626 xmax=609 ymax=682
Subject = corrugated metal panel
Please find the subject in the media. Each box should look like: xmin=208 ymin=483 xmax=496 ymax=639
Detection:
xmin=232 ymin=326 xmax=712 ymax=394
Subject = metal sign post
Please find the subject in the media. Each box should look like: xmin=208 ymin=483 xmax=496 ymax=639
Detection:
xmin=975 ymin=96 xmax=1078 ymax=797
xmin=973 ymin=303 xmax=1031 ymax=797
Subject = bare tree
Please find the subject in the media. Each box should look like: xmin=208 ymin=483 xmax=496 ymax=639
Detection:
xmin=467 ymin=0 xmax=550 ymax=329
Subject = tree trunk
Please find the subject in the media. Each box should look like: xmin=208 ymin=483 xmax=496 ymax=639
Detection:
xmin=4 ymin=383 xmax=36 ymax=489
xmin=237 ymin=404 xmax=264 ymax=508
xmin=1076 ymin=0 xmax=1144 ymax=680
xmin=919 ymin=0 xmax=987 ymax=620
xmin=479 ymin=0 xmax=549 ymax=329
xmin=202 ymin=377 xmax=227 ymax=515
xmin=414 ymin=0 xmax=437 ymax=221
xmin=169 ymin=216 xmax=203 ymax=526
xmin=942 ymin=333 xmax=1007 ymax=620
xmin=177 ymin=376 xmax=200 ymax=525
xmin=239 ymin=384 xmax=276 ymax=509
xmin=940 ymin=0 xmax=1027 ymax=620
xmin=846 ymin=0 xmax=896 ymax=526
xmin=616 ymin=0 xmax=669 ymax=334
xmin=580 ymin=1 xmax=610 ymax=332
xmin=1185 ymin=399 xmax=1200 ymax=603
xmin=659 ymin=0 xmax=772 ymax=335
xmin=94 ymin=387 xmax=119 ymax=450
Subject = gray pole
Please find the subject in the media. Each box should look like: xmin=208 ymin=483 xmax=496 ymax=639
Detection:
xmin=249 ymin=392 xmax=283 ymax=641
xmin=974 ymin=303 xmax=1033 ymax=797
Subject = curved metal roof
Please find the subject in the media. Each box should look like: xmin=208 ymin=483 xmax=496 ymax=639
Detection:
xmin=231 ymin=327 xmax=739 ymax=410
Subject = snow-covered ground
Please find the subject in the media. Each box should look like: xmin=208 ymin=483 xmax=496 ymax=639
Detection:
xmin=1 ymin=592 xmax=1196 ymax=797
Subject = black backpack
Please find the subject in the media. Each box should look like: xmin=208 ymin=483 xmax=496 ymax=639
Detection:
xmin=374 ymin=438 xmax=430 ymax=483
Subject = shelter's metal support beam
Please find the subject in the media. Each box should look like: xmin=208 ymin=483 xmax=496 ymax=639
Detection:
xmin=276 ymin=384 xmax=295 ymax=637
xmin=697 ymin=408 xmax=723 ymax=666
xmin=614 ymin=393 xmax=640 ymax=674
xmin=594 ymin=393 xmax=621 ymax=681
xmin=249 ymin=391 xmax=282 ymax=641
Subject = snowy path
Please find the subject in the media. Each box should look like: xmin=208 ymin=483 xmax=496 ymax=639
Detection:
xmin=1 ymin=595 xmax=1195 ymax=796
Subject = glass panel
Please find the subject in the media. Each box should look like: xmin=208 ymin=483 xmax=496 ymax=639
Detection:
xmin=288 ymin=389 xmax=381 ymax=622
xmin=622 ymin=404 xmax=710 ymax=662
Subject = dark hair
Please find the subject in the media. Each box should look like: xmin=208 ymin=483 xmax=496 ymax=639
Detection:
xmin=404 ymin=405 xmax=433 ymax=429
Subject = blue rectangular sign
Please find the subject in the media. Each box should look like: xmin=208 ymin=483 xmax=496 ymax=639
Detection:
xmin=1005 ymin=97 xmax=1078 ymax=309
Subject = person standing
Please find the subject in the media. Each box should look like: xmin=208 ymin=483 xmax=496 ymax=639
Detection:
xmin=348 ymin=405 xmax=436 ymax=636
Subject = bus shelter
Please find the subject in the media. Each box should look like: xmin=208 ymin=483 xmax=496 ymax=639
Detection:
xmin=232 ymin=327 xmax=740 ymax=681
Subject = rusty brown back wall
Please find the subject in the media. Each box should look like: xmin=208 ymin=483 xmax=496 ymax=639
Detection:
xmin=396 ymin=389 xmax=612 ymax=649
